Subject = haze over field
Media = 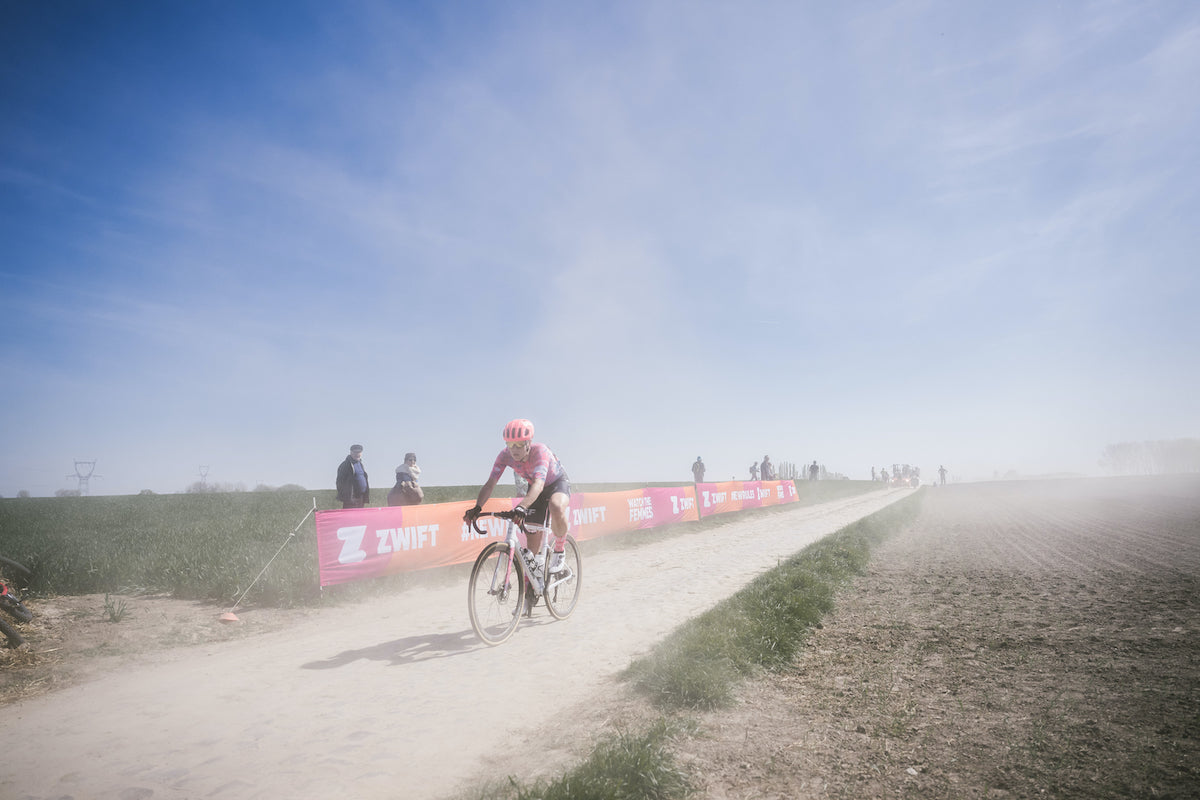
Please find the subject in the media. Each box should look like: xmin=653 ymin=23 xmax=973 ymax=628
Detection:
xmin=2 ymin=1 xmax=1198 ymax=496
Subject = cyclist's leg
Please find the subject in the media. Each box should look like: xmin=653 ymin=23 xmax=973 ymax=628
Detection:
xmin=527 ymin=477 xmax=564 ymax=554
xmin=530 ymin=476 xmax=571 ymax=552
xmin=548 ymin=491 xmax=570 ymax=546
xmin=522 ymin=504 xmax=548 ymax=556
xmin=551 ymin=475 xmax=572 ymax=548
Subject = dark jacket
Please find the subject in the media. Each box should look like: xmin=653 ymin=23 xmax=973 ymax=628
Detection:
xmin=336 ymin=456 xmax=369 ymax=503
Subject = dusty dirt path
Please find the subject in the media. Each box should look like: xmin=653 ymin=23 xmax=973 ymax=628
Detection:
xmin=0 ymin=487 xmax=912 ymax=800
xmin=683 ymin=475 xmax=1200 ymax=799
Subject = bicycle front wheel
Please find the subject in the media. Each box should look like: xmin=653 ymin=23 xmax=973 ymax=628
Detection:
xmin=0 ymin=616 xmax=24 ymax=649
xmin=0 ymin=594 xmax=32 ymax=624
xmin=467 ymin=542 xmax=525 ymax=646
xmin=0 ymin=555 xmax=31 ymax=582
xmin=543 ymin=535 xmax=582 ymax=620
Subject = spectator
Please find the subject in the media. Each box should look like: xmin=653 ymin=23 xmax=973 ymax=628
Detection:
xmin=692 ymin=456 xmax=706 ymax=483
xmin=760 ymin=455 xmax=775 ymax=481
xmin=387 ymin=452 xmax=424 ymax=506
xmin=939 ymin=464 xmax=948 ymax=486
xmin=809 ymin=460 xmax=819 ymax=481
xmin=871 ymin=466 xmax=877 ymax=482
xmin=336 ymin=444 xmax=369 ymax=509
xmin=749 ymin=462 xmax=759 ymax=481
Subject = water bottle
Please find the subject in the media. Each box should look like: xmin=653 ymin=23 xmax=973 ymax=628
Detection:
xmin=522 ymin=548 xmax=544 ymax=592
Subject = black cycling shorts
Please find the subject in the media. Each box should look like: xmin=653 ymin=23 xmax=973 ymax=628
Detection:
xmin=527 ymin=474 xmax=570 ymax=526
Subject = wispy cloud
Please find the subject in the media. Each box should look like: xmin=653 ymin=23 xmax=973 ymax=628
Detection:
xmin=2 ymin=1 xmax=1198 ymax=494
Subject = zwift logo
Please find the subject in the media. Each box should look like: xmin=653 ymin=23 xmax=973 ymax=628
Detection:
xmin=669 ymin=495 xmax=696 ymax=515
xmin=337 ymin=523 xmax=441 ymax=564
xmin=573 ymin=506 xmax=607 ymax=527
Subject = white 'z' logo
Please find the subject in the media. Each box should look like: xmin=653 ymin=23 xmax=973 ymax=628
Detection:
xmin=337 ymin=525 xmax=368 ymax=564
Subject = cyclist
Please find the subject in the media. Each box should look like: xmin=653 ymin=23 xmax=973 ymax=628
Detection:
xmin=464 ymin=418 xmax=571 ymax=581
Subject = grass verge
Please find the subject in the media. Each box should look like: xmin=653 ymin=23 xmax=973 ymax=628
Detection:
xmin=461 ymin=719 xmax=696 ymax=800
xmin=622 ymin=490 xmax=924 ymax=711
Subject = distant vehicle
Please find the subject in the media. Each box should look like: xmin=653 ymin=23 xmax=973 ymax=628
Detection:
xmin=889 ymin=464 xmax=919 ymax=488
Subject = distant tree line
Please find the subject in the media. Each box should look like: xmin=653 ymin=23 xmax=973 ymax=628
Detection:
xmin=185 ymin=481 xmax=246 ymax=494
xmin=1099 ymin=438 xmax=1200 ymax=475
xmin=183 ymin=481 xmax=307 ymax=494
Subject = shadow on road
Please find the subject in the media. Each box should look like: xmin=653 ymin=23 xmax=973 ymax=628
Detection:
xmin=300 ymin=629 xmax=486 ymax=669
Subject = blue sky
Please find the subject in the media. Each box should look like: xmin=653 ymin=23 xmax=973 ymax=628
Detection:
xmin=2 ymin=0 xmax=1197 ymax=496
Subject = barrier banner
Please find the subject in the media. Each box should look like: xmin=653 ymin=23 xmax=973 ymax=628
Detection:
xmin=696 ymin=480 xmax=798 ymax=516
xmin=763 ymin=479 xmax=801 ymax=503
xmin=316 ymin=498 xmax=516 ymax=587
xmin=643 ymin=485 xmax=702 ymax=527
xmin=569 ymin=485 xmax=700 ymax=541
xmin=315 ymin=485 xmax=701 ymax=586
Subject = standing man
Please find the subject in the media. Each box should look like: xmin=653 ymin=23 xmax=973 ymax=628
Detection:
xmin=809 ymin=460 xmax=820 ymax=481
xmin=336 ymin=444 xmax=369 ymax=509
xmin=387 ymin=452 xmax=424 ymax=506
xmin=938 ymin=464 xmax=948 ymax=486
xmin=760 ymin=455 xmax=774 ymax=481
xmin=692 ymin=456 xmax=706 ymax=483
xmin=749 ymin=462 xmax=759 ymax=481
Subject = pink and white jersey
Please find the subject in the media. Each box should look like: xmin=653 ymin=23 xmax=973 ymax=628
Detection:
xmin=490 ymin=442 xmax=565 ymax=486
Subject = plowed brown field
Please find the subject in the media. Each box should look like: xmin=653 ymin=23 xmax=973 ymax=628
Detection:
xmin=686 ymin=475 xmax=1200 ymax=799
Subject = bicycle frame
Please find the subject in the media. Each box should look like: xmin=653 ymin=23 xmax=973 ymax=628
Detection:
xmin=480 ymin=511 xmax=551 ymax=599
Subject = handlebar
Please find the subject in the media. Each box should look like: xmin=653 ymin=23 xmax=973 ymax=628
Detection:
xmin=469 ymin=509 xmax=528 ymax=536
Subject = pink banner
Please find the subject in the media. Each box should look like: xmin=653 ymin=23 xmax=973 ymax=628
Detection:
xmin=316 ymin=485 xmax=701 ymax=586
xmin=316 ymin=498 xmax=513 ymax=586
xmin=695 ymin=480 xmax=798 ymax=517
xmin=567 ymin=485 xmax=700 ymax=541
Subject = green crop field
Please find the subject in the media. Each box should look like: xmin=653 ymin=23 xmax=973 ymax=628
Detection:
xmin=0 ymin=480 xmax=878 ymax=607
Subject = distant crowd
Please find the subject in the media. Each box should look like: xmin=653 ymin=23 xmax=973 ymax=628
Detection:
xmin=690 ymin=458 xmax=949 ymax=486
xmin=330 ymin=444 xmax=949 ymax=511
xmin=690 ymin=456 xmax=827 ymax=483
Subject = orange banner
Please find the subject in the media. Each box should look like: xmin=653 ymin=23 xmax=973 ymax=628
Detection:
xmin=316 ymin=485 xmax=702 ymax=586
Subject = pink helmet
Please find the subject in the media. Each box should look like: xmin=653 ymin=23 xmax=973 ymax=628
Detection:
xmin=503 ymin=418 xmax=535 ymax=443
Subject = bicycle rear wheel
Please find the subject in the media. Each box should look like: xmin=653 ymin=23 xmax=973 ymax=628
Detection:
xmin=467 ymin=542 xmax=525 ymax=646
xmin=543 ymin=535 xmax=581 ymax=620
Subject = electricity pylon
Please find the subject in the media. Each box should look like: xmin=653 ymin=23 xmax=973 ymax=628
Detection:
xmin=67 ymin=460 xmax=101 ymax=496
